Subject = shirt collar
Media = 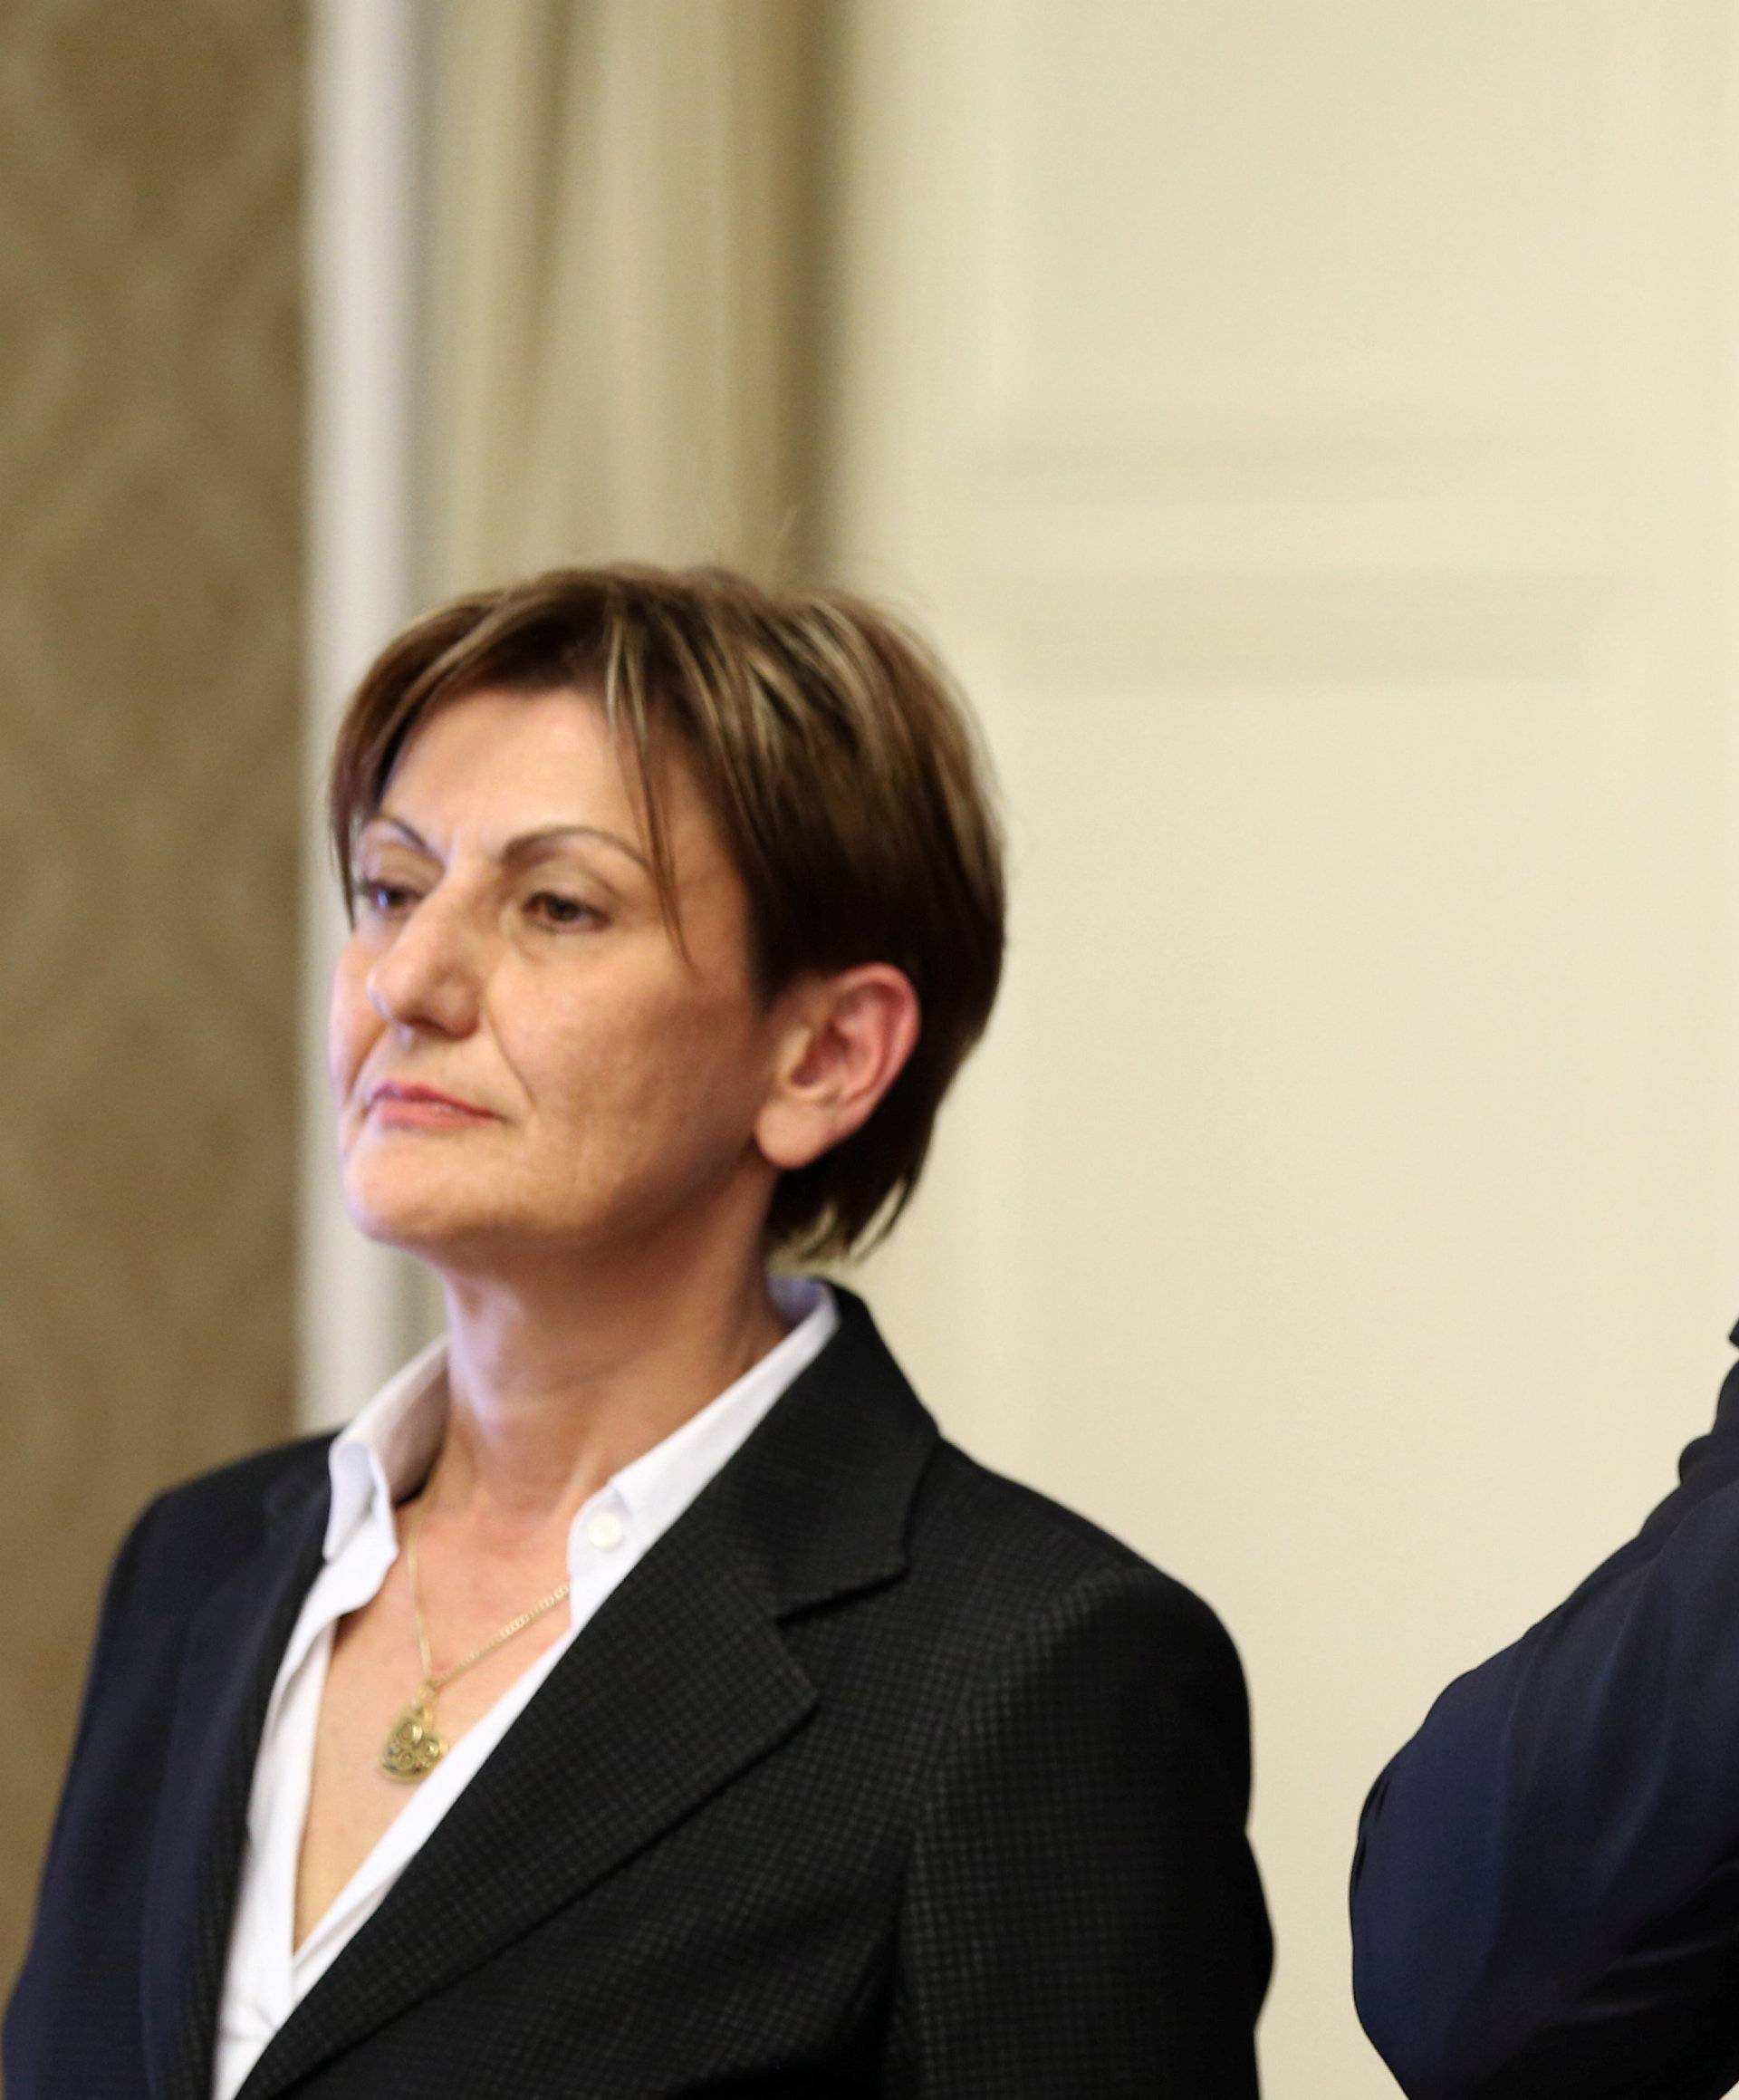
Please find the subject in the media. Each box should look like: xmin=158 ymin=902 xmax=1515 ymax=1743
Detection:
xmin=604 ymin=1273 xmax=836 ymax=1554
xmin=323 ymin=1334 xmax=449 ymax=1561
xmin=321 ymin=1276 xmax=839 ymax=1569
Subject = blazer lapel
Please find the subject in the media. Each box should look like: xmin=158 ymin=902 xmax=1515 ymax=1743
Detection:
xmin=140 ymin=1466 xmax=330 ymax=2100
xmin=238 ymin=1289 xmax=937 ymax=2100
xmin=237 ymin=1504 xmax=815 ymax=2099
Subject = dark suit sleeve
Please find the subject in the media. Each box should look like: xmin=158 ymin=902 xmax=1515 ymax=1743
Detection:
xmin=22 ymin=1489 xmax=163 ymax=1891
xmin=1351 ymin=1340 xmax=1739 ymax=2100
xmin=5 ymin=1488 xmax=167 ymax=2083
xmin=886 ymin=1564 xmax=1271 ymax=2098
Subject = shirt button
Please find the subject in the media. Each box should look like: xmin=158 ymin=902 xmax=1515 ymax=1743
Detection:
xmin=585 ymin=1508 xmax=625 ymax=1552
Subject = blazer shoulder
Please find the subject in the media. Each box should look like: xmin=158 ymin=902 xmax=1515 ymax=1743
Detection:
xmin=891 ymin=1441 xmax=1259 ymax=1845
xmin=907 ymin=1437 xmax=1244 ymax=1675
xmin=149 ymin=1429 xmax=335 ymax=1524
xmin=117 ymin=1431 xmax=333 ymax=1613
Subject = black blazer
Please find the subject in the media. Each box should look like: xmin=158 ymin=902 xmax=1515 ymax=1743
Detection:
xmin=1351 ymin=1323 xmax=1739 ymax=2100
xmin=8 ymin=1289 xmax=1269 ymax=2098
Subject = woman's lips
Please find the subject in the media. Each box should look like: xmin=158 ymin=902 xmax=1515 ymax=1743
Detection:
xmin=367 ymin=1083 xmax=496 ymax=1128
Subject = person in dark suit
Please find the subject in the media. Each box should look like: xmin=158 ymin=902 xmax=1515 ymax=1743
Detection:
xmin=1351 ymin=1325 xmax=1739 ymax=2099
xmin=7 ymin=565 xmax=1270 ymax=2098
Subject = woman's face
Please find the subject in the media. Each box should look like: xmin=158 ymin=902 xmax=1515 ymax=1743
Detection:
xmin=330 ymin=685 xmax=788 ymax=1270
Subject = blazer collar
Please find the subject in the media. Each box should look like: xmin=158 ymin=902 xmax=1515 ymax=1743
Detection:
xmin=234 ymin=1286 xmax=937 ymax=2100
xmin=693 ymin=1283 xmax=940 ymax=1616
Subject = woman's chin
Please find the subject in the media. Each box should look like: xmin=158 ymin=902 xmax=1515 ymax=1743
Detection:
xmin=340 ymin=1161 xmax=504 ymax=1257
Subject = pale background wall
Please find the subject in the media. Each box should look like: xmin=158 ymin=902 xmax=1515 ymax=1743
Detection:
xmin=825 ymin=5 xmax=1739 ymax=2091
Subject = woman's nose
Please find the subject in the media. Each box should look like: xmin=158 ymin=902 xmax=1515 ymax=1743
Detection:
xmin=366 ymin=895 xmax=486 ymax=1036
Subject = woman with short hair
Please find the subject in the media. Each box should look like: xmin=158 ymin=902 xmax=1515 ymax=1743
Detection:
xmin=8 ymin=565 xmax=1270 ymax=2097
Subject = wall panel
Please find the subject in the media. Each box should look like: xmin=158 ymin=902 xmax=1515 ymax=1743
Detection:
xmin=826 ymin=3 xmax=1738 ymax=2088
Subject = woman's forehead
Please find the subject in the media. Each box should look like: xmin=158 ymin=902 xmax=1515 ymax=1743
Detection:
xmin=372 ymin=686 xmax=729 ymax=886
xmin=390 ymin=685 xmax=629 ymax=799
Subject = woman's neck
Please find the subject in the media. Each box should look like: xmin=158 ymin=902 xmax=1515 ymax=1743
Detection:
xmin=425 ymin=1234 xmax=789 ymax=1542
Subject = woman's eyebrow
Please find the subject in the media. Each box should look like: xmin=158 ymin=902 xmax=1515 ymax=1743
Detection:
xmin=503 ymin=824 xmax=650 ymax=872
xmin=367 ymin=813 xmax=649 ymax=872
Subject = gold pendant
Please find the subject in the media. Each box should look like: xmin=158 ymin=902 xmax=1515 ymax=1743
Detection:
xmin=380 ymin=1691 xmax=446 ymax=1782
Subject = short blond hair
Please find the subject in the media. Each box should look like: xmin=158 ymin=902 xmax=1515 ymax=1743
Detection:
xmin=329 ymin=564 xmax=1005 ymax=1257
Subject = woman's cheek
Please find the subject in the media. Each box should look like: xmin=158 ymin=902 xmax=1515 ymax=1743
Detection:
xmin=327 ymin=956 xmax=375 ymax=1105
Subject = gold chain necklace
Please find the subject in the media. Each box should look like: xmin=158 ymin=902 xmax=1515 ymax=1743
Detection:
xmin=378 ymin=1499 xmax=572 ymax=1783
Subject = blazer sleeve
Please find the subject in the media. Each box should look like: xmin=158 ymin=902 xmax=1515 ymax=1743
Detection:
xmin=20 ymin=1489 xmax=163 ymax=1894
xmin=886 ymin=1563 xmax=1271 ymax=2098
xmin=1351 ymin=1334 xmax=1739 ymax=2100
xmin=5 ymin=1488 xmax=168 ymax=2086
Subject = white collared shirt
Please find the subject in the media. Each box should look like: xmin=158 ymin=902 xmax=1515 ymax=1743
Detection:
xmin=212 ymin=1276 xmax=837 ymax=2100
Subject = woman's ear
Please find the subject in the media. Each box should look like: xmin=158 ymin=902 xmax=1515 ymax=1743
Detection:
xmin=754 ymin=965 xmax=921 ymax=1172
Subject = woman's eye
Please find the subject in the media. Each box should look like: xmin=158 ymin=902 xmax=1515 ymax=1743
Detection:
xmin=356 ymin=879 xmax=417 ymax=917
xmin=527 ymin=891 xmax=600 ymax=930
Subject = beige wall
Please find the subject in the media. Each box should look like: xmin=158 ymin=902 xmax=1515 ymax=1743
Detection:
xmin=0 ymin=2 xmax=304 ymax=1983
xmin=826 ymin=3 xmax=1739 ymax=2092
